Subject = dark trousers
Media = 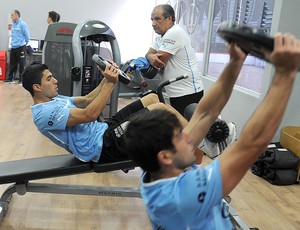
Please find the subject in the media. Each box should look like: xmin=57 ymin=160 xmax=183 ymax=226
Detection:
xmin=8 ymin=46 xmax=26 ymax=81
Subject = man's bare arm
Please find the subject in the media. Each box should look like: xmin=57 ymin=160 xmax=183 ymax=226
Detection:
xmin=66 ymin=64 xmax=118 ymax=126
xmin=146 ymin=47 xmax=166 ymax=69
xmin=220 ymin=34 xmax=300 ymax=196
xmin=184 ymin=43 xmax=246 ymax=146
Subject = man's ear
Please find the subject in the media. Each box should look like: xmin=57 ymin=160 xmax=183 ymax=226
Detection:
xmin=157 ymin=150 xmax=173 ymax=165
xmin=32 ymin=84 xmax=42 ymax=92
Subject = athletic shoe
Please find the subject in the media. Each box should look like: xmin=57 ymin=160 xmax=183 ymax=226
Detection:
xmin=200 ymin=121 xmax=237 ymax=159
xmin=225 ymin=122 xmax=237 ymax=147
xmin=199 ymin=137 xmax=220 ymax=159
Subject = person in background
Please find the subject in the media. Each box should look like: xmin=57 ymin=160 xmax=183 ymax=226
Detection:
xmin=145 ymin=4 xmax=204 ymax=116
xmin=5 ymin=10 xmax=30 ymax=83
xmin=146 ymin=4 xmax=236 ymax=158
xmin=124 ymin=34 xmax=300 ymax=229
xmin=47 ymin=11 xmax=60 ymax=25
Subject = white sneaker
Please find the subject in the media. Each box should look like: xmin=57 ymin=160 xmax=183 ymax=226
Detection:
xmin=199 ymin=137 xmax=220 ymax=159
xmin=199 ymin=122 xmax=237 ymax=159
xmin=225 ymin=122 xmax=237 ymax=146
xmin=217 ymin=122 xmax=237 ymax=154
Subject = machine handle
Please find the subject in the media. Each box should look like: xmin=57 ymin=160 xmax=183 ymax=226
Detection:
xmin=156 ymin=74 xmax=188 ymax=103
xmin=92 ymin=54 xmax=132 ymax=85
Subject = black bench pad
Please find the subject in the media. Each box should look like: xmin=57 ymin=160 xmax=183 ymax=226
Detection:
xmin=0 ymin=155 xmax=138 ymax=185
xmin=93 ymin=159 xmax=136 ymax=173
xmin=0 ymin=155 xmax=92 ymax=184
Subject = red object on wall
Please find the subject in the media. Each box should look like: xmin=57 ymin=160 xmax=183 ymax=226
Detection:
xmin=0 ymin=51 xmax=7 ymax=80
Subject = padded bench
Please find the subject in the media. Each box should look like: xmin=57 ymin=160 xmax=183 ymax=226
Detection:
xmin=0 ymin=154 xmax=140 ymax=224
xmin=0 ymin=154 xmax=251 ymax=229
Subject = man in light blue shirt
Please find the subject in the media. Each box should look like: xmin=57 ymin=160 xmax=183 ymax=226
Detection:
xmin=5 ymin=10 xmax=30 ymax=83
xmin=124 ymin=34 xmax=300 ymax=229
xmin=22 ymin=62 xmax=188 ymax=163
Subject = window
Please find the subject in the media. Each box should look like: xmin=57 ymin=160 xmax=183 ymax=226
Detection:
xmin=207 ymin=0 xmax=275 ymax=93
xmin=173 ymin=0 xmax=209 ymax=69
xmin=171 ymin=0 xmax=275 ymax=94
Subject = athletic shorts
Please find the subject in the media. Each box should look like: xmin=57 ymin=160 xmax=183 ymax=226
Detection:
xmin=170 ymin=91 xmax=204 ymax=116
xmin=100 ymin=99 xmax=148 ymax=162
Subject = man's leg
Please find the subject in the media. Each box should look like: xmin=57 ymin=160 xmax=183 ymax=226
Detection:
xmin=147 ymin=102 xmax=204 ymax=164
xmin=103 ymin=93 xmax=205 ymax=163
xmin=147 ymin=102 xmax=188 ymax=127
xmin=17 ymin=46 xmax=26 ymax=82
xmin=140 ymin=93 xmax=160 ymax=107
xmin=101 ymin=94 xmax=160 ymax=162
xmin=7 ymin=49 xmax=18 ymax=81
xmin=118 ymin=93 xmax=204 ymax=163
xmin=108 ymin=94 xmax=159 ymax=124
xmin=169 ymin=91 xmax=204 ymax=116
xmin=109 ymin=93 xmax=159 ymax=122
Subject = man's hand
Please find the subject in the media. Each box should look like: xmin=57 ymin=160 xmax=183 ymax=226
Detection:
xmin=147 ymin=53 xmax=165 ymax=70
xmin=227 ymin=43 xmax=247 ymax=62
xmin=99 ymin=63 xmax=119 ymax=84
xmin=264 ymin=33 xmax=300 ymax=74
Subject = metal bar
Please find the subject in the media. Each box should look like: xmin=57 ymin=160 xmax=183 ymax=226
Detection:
xmin=0 ymin=184 xmax=16 ymax=224
xmin=24 ymin=182 xmax=141 ymax=198
xmin=228 ymin=202 xmax=251 ymax=230
xmin=1 ymin=183 xmax=251 ymax=229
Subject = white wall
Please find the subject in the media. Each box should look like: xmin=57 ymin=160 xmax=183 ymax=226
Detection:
xmin=0 ymin=0 xmax=156 ymax=62
xmin=270 ymin=0 xmax=300 ymax=140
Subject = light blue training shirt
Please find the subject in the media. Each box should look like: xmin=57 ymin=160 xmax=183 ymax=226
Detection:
xmin=140 ymin=159 xmax=233 ymax=229
xmin=31 ymin=95 xmax=108 ymax=162
xmin=11 ymin=18 xmax=30 ymax=48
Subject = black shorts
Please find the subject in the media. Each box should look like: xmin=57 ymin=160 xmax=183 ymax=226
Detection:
xmin=169 ymin=91 xmax=204 ymax=116
xmin=100 ymin=99 xmax=148 ymax=162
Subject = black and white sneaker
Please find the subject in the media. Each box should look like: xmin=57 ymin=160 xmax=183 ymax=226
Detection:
xmin=200 ymin=122 xmax=237 ymax=159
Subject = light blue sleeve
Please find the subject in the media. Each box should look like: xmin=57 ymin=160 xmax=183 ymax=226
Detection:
xmin=33 ymin=97 xmax=72 ymax=132
xmin=22 ymin=22 xmax=30 ymax=45
xmin=56 ymin=94 xmax=75 ymax=102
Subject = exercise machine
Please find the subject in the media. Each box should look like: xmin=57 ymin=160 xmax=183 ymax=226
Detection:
xmin=43 ymin=22 xmax=77 ymax=96
xmin=72 ymin=19 xmax=122 ymax=117
xmin=118 ymin=58 xmax=161 ymax=98
xmin=43 ymin=20 xmax=122 ymax=117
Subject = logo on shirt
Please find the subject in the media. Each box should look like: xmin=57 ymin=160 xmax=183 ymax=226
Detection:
xmin=113 ymin=121 xmax=129 ymax=138
xmin=47 ymin=105 xmax=63 ymax=126
xmin=196 ymin=169 xmax=207 ymax=187
xmin=163 ymin=38 xmax=175 ymax=45
xmin=198 ymin=191 xmax=206 ymax=203
xmin=157 ymin=227 xmax=165 ymax=230
xmin=195 ymin=168 xmax=207 ymax=203
xmin=222 ymin=201 xmax=230 ymax=218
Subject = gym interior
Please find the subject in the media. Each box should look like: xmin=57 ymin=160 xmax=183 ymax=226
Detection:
xmin=0 ymin=0 xmax=299 ymax=229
